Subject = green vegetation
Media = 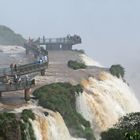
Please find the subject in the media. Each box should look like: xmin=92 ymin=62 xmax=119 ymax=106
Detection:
xmin=73 ymin=49 xmax=85 ymax=54
xmin=0 ymin=25 xmax=25 ymax=45
xmin=20 ymin=109 xmax=36 ymax=140
xmin=101 ymin=112 xmax=140 ymax=140
xmin=68 ymin=60 xmax=87 ymax=70
xmin=0 ymin=110 xmax=36 ymax=140
xmin=21 ymin=109 xmax=35 ymax=122
xmin=0 ymin=112 xmax=18 ymax=139
xmin=109 ymin=64 xmax=125 ymax=78
xmin=33 ymin=82 xmax=95 ymax=140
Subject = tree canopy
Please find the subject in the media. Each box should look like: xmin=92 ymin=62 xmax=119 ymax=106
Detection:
xmin=101 ymin=112 xmax=140 ymax=140
xmin=109 ymin=64 xmax=125 ymax=78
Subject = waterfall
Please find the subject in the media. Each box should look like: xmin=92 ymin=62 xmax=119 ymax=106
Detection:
xmin=15 ymin=105 xmax=85 ymax=140
xmin=76 ymin=72 xmax=140 ymax=139
xmin=80 ymin=54 xmax=102 ymax=67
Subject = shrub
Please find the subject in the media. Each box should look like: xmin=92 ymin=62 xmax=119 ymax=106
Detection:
xmin=21 ymin=109 xmax=35 ymax=122
xmin=20 ymin=109 xmax=36 ymax=140
xmin=68 ymin=60 xmax=87 ymax=70
xmin=0 ymin=110 xmax=36 ymax=140
xmin=73 ymin=49 xmax=85 ymax=54
xmin=0 ymin=112 xmax=19 ymax=139
xmin=101 ymin=112 xmax=140 ymax=140
xmin=109 ymin=64 xmax=125 ymax=78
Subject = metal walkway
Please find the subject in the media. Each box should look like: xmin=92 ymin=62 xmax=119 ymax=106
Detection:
xmin=0 ymin=61 xmax=48 ymax=77
xmin=0 ymin=42 xmax=49 ymax=100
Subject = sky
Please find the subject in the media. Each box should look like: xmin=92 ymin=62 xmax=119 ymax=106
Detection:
xmin=0 ymin=0 xmax=140 ymax=98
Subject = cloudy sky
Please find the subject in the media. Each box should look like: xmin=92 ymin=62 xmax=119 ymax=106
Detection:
xmin=0 ymin=0 xmax=140 ymax=98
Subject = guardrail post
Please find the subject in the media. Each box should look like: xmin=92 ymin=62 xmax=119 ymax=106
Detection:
xmin=41 ymin=69 xmax=45 ymax=76
xmin=24 ymin=88 xmax=31 ymax=101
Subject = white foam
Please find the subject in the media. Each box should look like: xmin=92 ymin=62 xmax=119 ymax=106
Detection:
xmin=0 ymin=45 xmax=25 ymax=54
xmin=80 ymin=54 xmax=102 ymax=67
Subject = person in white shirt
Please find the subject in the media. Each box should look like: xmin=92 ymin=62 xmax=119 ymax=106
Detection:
xmin=44 ymin=55 xmax=48 ymax=62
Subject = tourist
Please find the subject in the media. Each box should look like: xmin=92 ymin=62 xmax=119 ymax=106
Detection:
xmin=14 ymin=64 xmax=17 ymax=72
xmin=10 ymin=63 xmax=14 ymax=74
xmin=14 ymin=74 xmax=18 ymax=83
xmin=4 ymin=75 xmax=11 ymax=90
xmin=17 ymin=76 xmax=22 ymax=86
xmin=44 ymin=55 xmax=48 ymax=62
xmin=25 ymin=75 xmax=29 ymax=86
xmin=39 ymin=58 xmax=43 ymax=64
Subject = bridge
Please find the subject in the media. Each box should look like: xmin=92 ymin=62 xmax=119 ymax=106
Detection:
xmin=0 ymin=43 xmax=49 ymax=101
xmin=26 ymin=35 xmax=81 ymax=50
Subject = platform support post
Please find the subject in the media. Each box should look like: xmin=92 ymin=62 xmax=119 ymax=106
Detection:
xmin=24 ymin=88 xmax=31 ymax=101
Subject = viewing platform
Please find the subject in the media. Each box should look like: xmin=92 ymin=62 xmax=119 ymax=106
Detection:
xmin=26 ymin=35 xmax=82 ymax=50
xmin=0 ymin=40 xmax=49 ymax=100
xmin=0 ymin=61 xmax=48 ymax=77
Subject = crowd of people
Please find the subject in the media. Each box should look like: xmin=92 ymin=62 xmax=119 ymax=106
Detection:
xmin=3 ymin=73 xmax=33 ymax=90
xmin=1 ymin=45 xmax=48 ymax=91
xmin=37 ymin=55 xmax=48 ymax=64
xmin=10 ymin=63 xmax=17 ymax=74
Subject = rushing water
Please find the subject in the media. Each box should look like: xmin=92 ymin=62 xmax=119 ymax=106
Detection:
xmin=29 ymin=55 xmax=140 ymax=140
xmin=14 ymin=105 xmax=85 ymax=140
xmin=76 ymin=72 xmax=140 ymax=139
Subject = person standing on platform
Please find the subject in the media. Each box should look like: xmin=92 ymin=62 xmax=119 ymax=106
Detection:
xmin=10 ymin=63 xmax=14 ymax=74
xmin=44 ymin=55 xmax=48 ymax=62
xmin=14 ymin=64 xmax=17 ymax=72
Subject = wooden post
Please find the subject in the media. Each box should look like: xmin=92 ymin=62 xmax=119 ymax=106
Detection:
xmin=41 ymin=69 xmax=45 ymax=76
xmin=0 ymin=92 xmax=2 ymax=98
xmin=24 ymin=88 xmax=31 ymax=101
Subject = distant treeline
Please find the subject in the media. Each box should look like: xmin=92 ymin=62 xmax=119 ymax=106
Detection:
xmin=0 ymin=25 xmax=26 ymax=46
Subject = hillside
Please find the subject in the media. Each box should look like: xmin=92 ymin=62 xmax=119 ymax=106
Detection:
xmin=0 ymin=25 xmax=25 ymax=45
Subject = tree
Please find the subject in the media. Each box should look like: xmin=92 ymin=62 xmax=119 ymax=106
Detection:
xmin=109 ymin=64 xmax=125 ymax=78
xmin=101 ymin=112 xmax=140 ymax=140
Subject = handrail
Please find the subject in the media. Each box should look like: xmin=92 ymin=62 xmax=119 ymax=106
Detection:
xmin=0 ymin=61 xmax=48 ymax=77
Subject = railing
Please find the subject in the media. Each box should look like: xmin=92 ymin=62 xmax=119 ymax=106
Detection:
xmin=40 ymin=38 xmax=72 ymax=44
xmin=0 ymin=61 xmax=48 ymax=77
xmin=37 ymin=35 xmax=81 ymax=45
xmin=17 ymin=61 xmax=48 ymax=75
xmin=0 ymin=79 xmax=35 ymax=92
xmin=0 ymin=40 xmax=49 ymax=94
